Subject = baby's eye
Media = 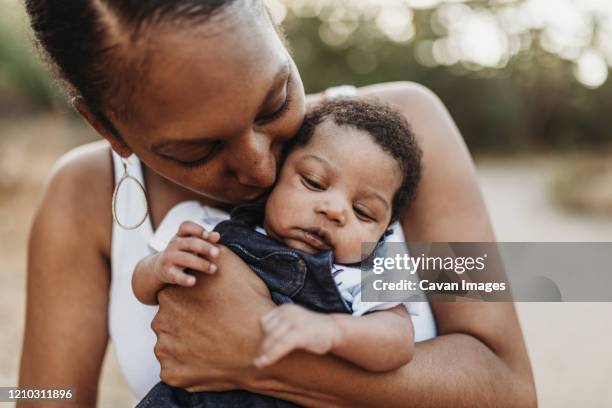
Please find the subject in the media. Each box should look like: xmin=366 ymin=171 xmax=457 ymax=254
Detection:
xmin=302 ymin=176 xmax=324 ymax=191
xmin=354 ymin=206 xmax=375 ymax=222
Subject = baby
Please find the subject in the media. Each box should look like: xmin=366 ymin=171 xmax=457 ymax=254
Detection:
xmin=134 ymin=98 xmax=422 ymax=407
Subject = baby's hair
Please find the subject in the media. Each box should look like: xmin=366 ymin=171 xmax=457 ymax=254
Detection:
xmin=287 ymin=98 xmax=422 ymax=222
xmin=25 ymin=0 xmax=266 ymax=135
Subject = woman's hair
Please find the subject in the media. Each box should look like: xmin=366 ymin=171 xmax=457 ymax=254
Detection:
xmin=25 ymin=0 xmax=245 ymax=130
xmin=286 ymin=98 xmax=423 ymax=222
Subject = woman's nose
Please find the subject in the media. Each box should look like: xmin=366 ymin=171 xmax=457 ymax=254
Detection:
xmin=316 ymin=200 xmax=348 ymax=226
xmin=229 ymin=131 xmax=277 ymax=188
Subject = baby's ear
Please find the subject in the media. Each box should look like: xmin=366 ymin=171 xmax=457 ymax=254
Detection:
xmin=72 ymin=96 xmax=132 ymax=158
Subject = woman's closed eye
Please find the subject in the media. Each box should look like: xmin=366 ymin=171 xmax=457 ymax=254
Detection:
xmin=173 ymin=142 xmax=221 ymax=168
xmin=255 ymin=76 xmax=294 ymax=126
xmin=255 ymin=94 xmax=292 ymax=126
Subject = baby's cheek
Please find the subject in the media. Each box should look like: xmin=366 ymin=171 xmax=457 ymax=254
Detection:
xmin=334 ymin=233 xmax=369 ymax=264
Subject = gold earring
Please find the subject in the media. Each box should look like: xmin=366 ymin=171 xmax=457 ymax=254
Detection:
xmin=112 ymin=157 xmax=149 ymax=230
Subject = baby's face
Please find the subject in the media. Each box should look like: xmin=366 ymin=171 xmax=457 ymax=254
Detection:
xmin=264 ymin=120 xmax=403 ymax=263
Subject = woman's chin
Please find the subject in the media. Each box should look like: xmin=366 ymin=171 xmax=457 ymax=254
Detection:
xmin=215 ymin=189 xmax=269 ymax=206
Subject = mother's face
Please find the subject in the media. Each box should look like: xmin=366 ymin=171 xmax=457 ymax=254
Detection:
xmin=111 ymin=10 xmax=305 ymax=206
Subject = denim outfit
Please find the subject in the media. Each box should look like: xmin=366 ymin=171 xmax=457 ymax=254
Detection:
xmin=136 ymin=204 xmax=353 ymax=408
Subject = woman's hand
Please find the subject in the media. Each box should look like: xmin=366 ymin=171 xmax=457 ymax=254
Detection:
xmin=151 ymin=245 xmax=276 ymax=392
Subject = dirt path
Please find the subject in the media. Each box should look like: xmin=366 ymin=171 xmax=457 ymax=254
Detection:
xmin=477 ymin=157 xmax=612 ymax=407
xmin=1 ymin=118 xmax=611 ymax=407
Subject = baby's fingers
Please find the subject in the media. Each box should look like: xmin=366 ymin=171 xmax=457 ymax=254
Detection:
xmin=202 ymin=231 xmax=221 ymax=243
xmin=173 ymin=236 xmax=219 ymax=259
xmin=169 ymin=251 xmax=217 ymax=274
xmin=255 ymin=333 xmax=299 ymax=368
xmin=176 ymin=221 xmax=207 ymax=238
xmin=164 ymin=266 xmax=196 ymax=287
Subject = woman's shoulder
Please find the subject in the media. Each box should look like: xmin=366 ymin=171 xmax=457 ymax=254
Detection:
xmin=48 ymin=139 xmax=114 ymax=201
xmin=356 ymin=81 xmax=450 ymax=122
xmin=356 ymin=81 xmax=439 ymax=99
xmin=51 ymin=139 xmax=113 ymax=180
xmin=36 ymin=140 xmax=114 ymax=254
xmin=309 ymin=82 xmax=442 ymax=109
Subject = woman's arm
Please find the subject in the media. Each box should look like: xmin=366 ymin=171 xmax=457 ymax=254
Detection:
xmin=18 ymin=142 xmax=114 ymax=407
xmin=155 ymin=251 xmax=533 ymax=407
xmin=153 ymin=83 xmax=536 ymax=407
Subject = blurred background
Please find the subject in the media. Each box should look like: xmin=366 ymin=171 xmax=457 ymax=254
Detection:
xmin=1 ymin=0 xmax=611 ymax=406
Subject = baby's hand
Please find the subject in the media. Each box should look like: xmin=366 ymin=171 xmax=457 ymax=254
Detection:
xmin=254 ymin=304 xmax=341 ymax=368
xmin=154 ymin=221 xmax=221 ymax=287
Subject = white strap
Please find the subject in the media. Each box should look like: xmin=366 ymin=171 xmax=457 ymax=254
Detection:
xmin=323 ymin=85 xmax=358 ymax=99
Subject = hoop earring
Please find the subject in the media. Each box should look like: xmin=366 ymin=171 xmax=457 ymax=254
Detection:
xmin=112 ymin=157 xmax=149 ymax=230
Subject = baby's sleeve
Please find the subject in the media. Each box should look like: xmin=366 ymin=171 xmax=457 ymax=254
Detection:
xmin=147 ymin=201 xmax=223 ymax=252
xmin=336 ymin=265 xmax=421 ymax=316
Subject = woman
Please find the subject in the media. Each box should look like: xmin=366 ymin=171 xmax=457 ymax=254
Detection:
xmin=18 ymin=0 xmax=535 ymax=406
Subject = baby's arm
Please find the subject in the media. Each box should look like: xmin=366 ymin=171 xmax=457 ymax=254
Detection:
xmin=255 ymin=304 xmax=414 ymax=372
xmin=132 ymin=221 xmax=221 ymax=305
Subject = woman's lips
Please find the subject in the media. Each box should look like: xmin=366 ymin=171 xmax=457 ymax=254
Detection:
xmin=298 ymin=227 xmax=333 ymax=251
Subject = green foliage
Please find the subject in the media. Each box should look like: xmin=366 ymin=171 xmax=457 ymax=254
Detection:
xmin=284 ymin=7 xmax=612 ymax=153
xmin=0 ymin=7 xmax=62 ymax=113
xmin=1 ymin=0 xmax=612 ymax=152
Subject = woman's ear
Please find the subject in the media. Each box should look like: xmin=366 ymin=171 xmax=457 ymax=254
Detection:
xmin=72 ymin=97 xmax=133 ymax=158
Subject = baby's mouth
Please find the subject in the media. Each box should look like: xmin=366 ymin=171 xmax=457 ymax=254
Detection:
xmin=298 ymin=227 xmax=333 ymax=251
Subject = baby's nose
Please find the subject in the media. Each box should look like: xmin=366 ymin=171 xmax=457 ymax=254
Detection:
xmin=316 ymin=201 xmax=347 ymax=226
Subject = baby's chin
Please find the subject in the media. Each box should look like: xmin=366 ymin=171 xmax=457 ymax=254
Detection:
xmin=284 ymin=240 xmax=363 ymax=263
xmin=333 ymin=252 xmax=365 ymax=265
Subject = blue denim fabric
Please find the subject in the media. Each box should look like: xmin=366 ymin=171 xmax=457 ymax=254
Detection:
xmin=137 ymin=203 xmax=352 ymax=408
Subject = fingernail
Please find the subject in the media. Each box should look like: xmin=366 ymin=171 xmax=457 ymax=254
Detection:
xmin=202 ymin=231 xmax=209 ymax=239
xmin=210 ymin=247 xmax=219 ymax=257
xmin=254 ymin=356 xmax=268 ymax=367
xmin=209 ymin=264 xmax=217 ymax=273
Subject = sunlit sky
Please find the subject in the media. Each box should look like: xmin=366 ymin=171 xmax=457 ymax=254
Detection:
xmin=267 ymin=0 xmax=612 ymax=88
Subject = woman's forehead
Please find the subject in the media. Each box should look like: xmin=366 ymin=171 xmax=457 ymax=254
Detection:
xmin=117 ymin=14 xmax=290 ymax=141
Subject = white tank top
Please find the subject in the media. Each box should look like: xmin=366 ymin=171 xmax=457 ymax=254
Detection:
xmin=109 ymin=152 xmax=160 ymax=399
xmin=109 ymin=87 xmax=437 ymax=400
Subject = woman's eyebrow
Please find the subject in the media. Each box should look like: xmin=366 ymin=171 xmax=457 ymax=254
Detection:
xmin=260 ymin=60 xmax=291 ymax=107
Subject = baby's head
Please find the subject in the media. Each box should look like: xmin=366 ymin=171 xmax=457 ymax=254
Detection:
xmin=264 ymin=98 xmax=422 ymax=263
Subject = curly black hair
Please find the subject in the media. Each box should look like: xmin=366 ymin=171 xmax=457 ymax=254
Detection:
xmin=286 ymin=98 xmax=422 ymax=223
